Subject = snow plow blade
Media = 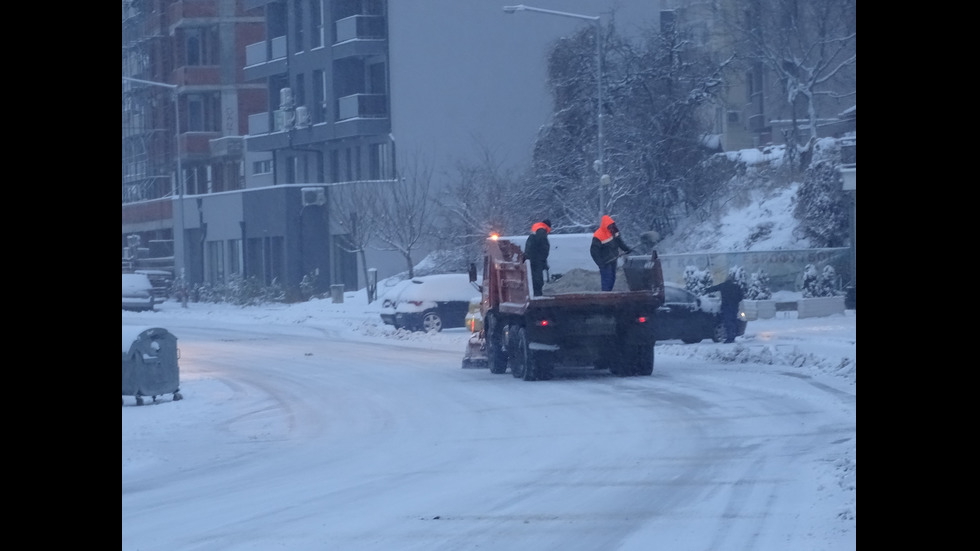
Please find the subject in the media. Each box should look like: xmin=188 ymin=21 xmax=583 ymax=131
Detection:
xmin=461 ymin=332 xmax=488 ymax=368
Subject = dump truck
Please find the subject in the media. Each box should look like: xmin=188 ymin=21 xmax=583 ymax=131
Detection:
xmin=461 ymin=233 xmax=665 ymax=380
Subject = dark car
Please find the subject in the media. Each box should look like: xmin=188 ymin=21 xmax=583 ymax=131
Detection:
xmin=379 ymin=274 xmax=481 ymax=333
xmin=654 ymin=283 xmax=748 ymax=344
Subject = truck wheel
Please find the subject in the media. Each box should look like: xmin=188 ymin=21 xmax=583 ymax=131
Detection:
xmin=510 ymin=326 xmax=526 ymax=379
xmin=514 ymin=327 xmax=539 ymax=381
xmin=606 ymin=348 xmax=630 ymax=377
xmin=634 ymin=345 xmax=654 ymax=376
xmin=485 ymin=313 xmax=508 ymax=375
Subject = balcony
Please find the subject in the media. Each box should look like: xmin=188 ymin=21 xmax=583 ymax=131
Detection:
xmin=172 ymin=66 xmax=221 ymax=86
xmin=179 ymin=132 xmax=221 ymax=156
xmin=335 ymin=15 xmax=386 ymax=42
xmin=168 ymin=0 xmax=218 ymax=26
xmin=337 ymin=94 xmax=387 ymax=121
xmin=248 ymin=112 xmax=270 ymax=135
xmin=210 ymin=136 xmax=244 ymax=157
xmin=245 ymin=36 xmax=287 ymax=67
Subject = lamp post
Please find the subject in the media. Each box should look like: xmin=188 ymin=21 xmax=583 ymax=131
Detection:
xmin=503 ymin=4 xmax=606 ymax=217
xmin=122 ymin=76 xmax=185 ymax=286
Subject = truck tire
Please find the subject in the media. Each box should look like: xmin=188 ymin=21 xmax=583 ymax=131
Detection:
xmin=513 ymin=327 xmax=540 ymax=381
xmin=510 ymin=325 xmax=526 ymax=379
xmin=485 ymin=313 xmax=508 ymax=375
xmin=634 ymin=345 xmax=654 ymax=376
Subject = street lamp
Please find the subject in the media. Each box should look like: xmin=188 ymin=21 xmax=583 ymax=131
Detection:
xmin=503 ymin=4 xmax=606 ymax=217
xmin=122 ymin=76 xmax=185 ymax=284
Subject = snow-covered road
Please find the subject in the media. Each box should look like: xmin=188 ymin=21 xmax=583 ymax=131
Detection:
xmin=122 ymin=301 xmax=855 ymax=551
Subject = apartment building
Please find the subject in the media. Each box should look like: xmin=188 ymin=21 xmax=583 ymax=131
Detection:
xmin=122 ymin=0 xmax=854 ymax=301
xmin=122 ymin=0 xmax=267 ymax=285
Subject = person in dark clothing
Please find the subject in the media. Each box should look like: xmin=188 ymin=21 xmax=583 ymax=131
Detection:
xmin=589 ymin=215 xmax=633 ymax=291
xmin=524 ymin=219 xmax=552 ymax=296
xmin=705 ymin=273 xmax=745 ymax=343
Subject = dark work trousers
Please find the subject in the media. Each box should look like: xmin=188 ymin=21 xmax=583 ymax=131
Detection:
xmin=721 ymin=307 xmax=739 ymax=343
xmin=530 ymin=263 xmax=546 ymax=296
xmin=599 ymin=263 xmax=617 ymax=291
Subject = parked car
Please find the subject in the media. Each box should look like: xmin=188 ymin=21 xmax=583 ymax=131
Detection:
xmin=134 ymin=269 xmax=173 ymax=300
xmin=378 ymin=274 xmax=481 ymax=332
xmin=122 ymin=273 xmax=157 ymax=312
xmin=378 ymin=279 xmax=415 ymax=327
xmin=654 ymin=283 xmax=747 ymax=344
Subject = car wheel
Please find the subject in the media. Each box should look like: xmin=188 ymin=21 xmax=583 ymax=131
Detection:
xmin=421 ymin=310 xmax=443 ymax=333
xmin=712 ymin=323 xmax=727 ymax=343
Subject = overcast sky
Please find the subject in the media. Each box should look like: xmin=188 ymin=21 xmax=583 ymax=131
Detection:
xmin=388 ymin=1 xmax=661 ymax=171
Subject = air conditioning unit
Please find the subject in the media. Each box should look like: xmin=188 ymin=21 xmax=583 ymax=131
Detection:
xmin=295 ymin=105 xmax=310 ymax=128
xmin=301 ymin=187 xmax=326 ymax=207
xmin=279 ymin=87 xmax=294 ymax=110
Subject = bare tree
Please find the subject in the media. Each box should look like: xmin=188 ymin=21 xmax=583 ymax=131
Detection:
xmin=434 ymin=142 xmax=527 ymax=262
xmin=329 ymin=180 xmax=384 ymax=299
xmin=723 ymin=0 xmax=856 ymax=159
xmin=372 ymin=157 xmax=437 ymax=278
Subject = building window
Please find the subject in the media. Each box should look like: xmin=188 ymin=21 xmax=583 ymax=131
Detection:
xmin=295 ymin=73 xmax=306 ymax=109
xmin=311 ymin=0 xmax=323 ymax=48
xmin=286 ymin=155 xmax=297 ymax=183
xmin=253 ymin=159 xmax=273 ymax=175
xmin=228 ymin=239 xmax=242 ymax=276
xmin=183 ymin=27 xmax=216 ymax=66
xmin=370 ymin=142 xmax=391 ymax=180
xmin=330 ymin=150 xmax=340 ymax=183
xmin=207 ymin=240 xmax=225 ymax=284
xmin=293 ymin=0 xmax=304 ymax=51
xmin=313 ymin=70 xmax=326 ymax=123
xmin=187 ymin=93 xmax=220 ymax=132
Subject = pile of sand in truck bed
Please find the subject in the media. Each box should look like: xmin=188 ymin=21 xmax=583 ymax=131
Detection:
xmin=542 ymin=267 xmax=630 ymax=294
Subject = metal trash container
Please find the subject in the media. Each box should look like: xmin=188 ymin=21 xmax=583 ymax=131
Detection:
xmin=122 ymin=327 xmax=182 ymax=405
xmin=622 ymin=254 xmax=656 ymax=291
xmin=330 ymin=284 xmax=345 ymax=303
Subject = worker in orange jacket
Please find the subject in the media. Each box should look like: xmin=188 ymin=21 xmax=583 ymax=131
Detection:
xmin=590 ymin=215 xmax=633 ymax=291
xmin=524 ymin=219 xmax=552 ymax=296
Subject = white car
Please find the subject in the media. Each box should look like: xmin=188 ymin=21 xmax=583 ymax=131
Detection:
xmin=378 ymin=274 xmax=480 ymax=332
xmin=122 ymin=273 xmax=157 ymax=312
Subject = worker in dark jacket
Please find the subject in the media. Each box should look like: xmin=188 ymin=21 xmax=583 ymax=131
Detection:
xmin=524 ymin=219 xmax=552 ymax=296
xmin=590 ymin=215 xmax=632 ymax=291
xmin=705 ymin=273 xmax=745 ymax=343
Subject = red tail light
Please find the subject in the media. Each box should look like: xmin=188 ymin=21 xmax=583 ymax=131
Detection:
xmin=636 ymin=316 xmax=648 ymax=323
xmin=534 ymin=319 xmax=550 ymax=327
